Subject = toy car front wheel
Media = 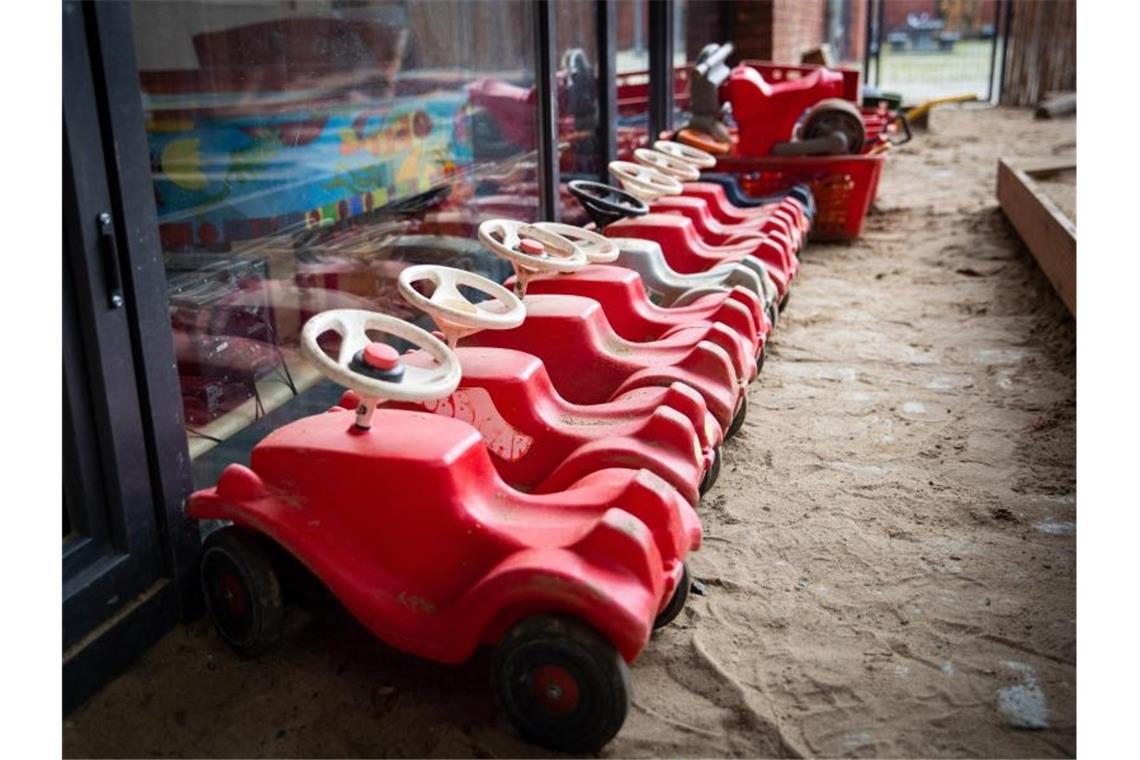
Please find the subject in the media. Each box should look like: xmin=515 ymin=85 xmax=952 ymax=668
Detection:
xmin=699 ymin=446 xmax=722 ymax=495
xmin=726 ymin=392 xmax=749 ymax=439
xmin=199 ymin=526 xmax=285 ymax=656
xmin=653 ymin=564 xmax=691 ymax=630
xmin=492 ymin=615 xmax=630 ymax=753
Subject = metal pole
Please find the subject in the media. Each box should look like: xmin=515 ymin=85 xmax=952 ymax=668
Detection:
xmin=648 ymin=0 xmax=675 ymax=141
xmin=596 ymin=0 xmax=618 ymax=176
xmin=875 ymin=0 xmax=884 ymax=88
xmin=986 ymin=0 xmax=1002 ymax=102
xmin=863 ymin=0 xmax=873 ymax=84
xmin=533 ymin=0 xmax=560 ymax=221
xmin=997 ymin=0 xmax=1014 ymax=104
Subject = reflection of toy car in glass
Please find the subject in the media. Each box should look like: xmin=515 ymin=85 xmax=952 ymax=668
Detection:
xmin=465 ymin=220 xmax=749 ymax=438
xmin=377 ymin=264 xmax=714 ymax=504
xmin=188 ymin=310 xmax=701 ymax=753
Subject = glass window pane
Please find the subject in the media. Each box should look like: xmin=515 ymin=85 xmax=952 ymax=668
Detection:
xmin=615 ymin=0 xmax=649 ymax=157
xmin=127 ymin=0 xmax=539 ymax=486
xmin=672 ymin=0 xmax=727 ymax=129
xmin=555 ymin=0 xmax=600 ymax=223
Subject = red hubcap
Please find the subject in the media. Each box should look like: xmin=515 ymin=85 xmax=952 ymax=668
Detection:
xmin=530 ymin=664 xmax=580 ymax=715
xmin=219 ymin=570 xmax=249 ymax=618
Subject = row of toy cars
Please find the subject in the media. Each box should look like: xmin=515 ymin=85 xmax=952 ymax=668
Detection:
xmin=186 ymin=140 xmax=813 ymax=752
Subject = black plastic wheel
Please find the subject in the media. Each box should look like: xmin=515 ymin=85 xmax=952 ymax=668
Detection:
xmin=779 ymin=290 xmax=791 ymax=313
xmin=755 ymin=342 xmax=766 ymax=375
xmin=492 ymin=615 xmax=630 ymax=753
xmin=199 ymin=526 xmax=285 ymax=656
xmin=653 ymin=564 xmax=691 ymax=630
xmin=699 ymin=445 xmax=722 ymax=495
xmin=802 ymin=98 xmax=866 ymax=155
xmin=726 ymin=392 xmax=749 ymax=440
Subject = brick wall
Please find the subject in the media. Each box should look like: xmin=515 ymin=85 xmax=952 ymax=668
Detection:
xmin=771 ymin=0 xmax=827 ymax=62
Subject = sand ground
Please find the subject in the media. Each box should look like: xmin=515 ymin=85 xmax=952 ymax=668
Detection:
xmin=63 ymin=106 xmax=1076 ymax=758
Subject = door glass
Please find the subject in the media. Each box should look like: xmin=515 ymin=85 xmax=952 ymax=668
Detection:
xmin=672 ymin=0 xmax=727 ymax=129
xmin=556 ymin=0 xmax=600 ymax=223
xmin=127 ymin=0 xmax=539 ymax=486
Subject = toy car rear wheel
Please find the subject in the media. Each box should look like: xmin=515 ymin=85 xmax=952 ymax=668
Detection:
xmin=199 ymin=526 xmax=285 ymax=656
xmin=726 ymin=392 xmax=749 ymax=439
xmin=493 ymin=615 xmax=630 ymax=753
xmin=653 ymin=564 xmax=691 ymax=630
xmin=699 ymin=446 xmax=722 ymax=495
xmin=756 ymin=342 xmax=766 ymax=374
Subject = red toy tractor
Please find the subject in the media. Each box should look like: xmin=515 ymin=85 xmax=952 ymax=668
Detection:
xmin=726 ymin=64 xmax=865 ymax=157
xmin=188 ymin=310 xmax=702 ymax=753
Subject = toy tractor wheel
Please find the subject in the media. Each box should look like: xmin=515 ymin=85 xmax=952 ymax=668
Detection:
xmin=199 ymin=526 xmax=285 ymax=656
xmin=756 ymin=342 xmax=766 ymax=373
xmin=653 ymin=564 xmax=691 ymax=630
xmin=726 ymin=392 xmax=749 ymax=440
xmin=801 ymin=98 xmax=866 ymax=155
xmin=700 ymin=446 xmax=722 ymax=495
xmin=492 ymin=615 xmax=630 ymax=753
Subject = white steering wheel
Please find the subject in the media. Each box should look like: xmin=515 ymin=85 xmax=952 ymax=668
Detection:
xmin=608 ymin=160 xmax=683 ymax=201
xmin=397 ymin=264 xmax=525 ymax=346
xmin=301 ymin=310 xmax=461 ymax=428
xmin=634 ymin=148 xmax=701 ymax=182
xmin=478 ymin=218 xmax=587 ymax=295
xmin=653 ymin=140 xmax=717 ymax=169
xmin=533 ymin=222 xmax=619 ymax=263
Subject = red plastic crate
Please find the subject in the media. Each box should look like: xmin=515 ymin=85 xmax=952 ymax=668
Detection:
xmin=714 ymin=148 xmax=886 ymax=241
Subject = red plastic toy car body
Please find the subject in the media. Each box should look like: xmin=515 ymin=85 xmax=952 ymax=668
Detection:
xmin=464 ymin=293 xmax=746 ymax=437
xmin=384 ymin=265 xmax=718 ymax=501
xmin=473 ymin=220 xmax=750 ymax=437
xmin=188 ymin=310 xmax=702 ymax=753
xmin=517 ymin=264 xmax=767 ymax=366
xmin=604 ymin=213 xmax=795 ymax=298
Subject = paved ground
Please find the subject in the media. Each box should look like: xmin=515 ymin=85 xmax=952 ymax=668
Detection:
xmin=64 ymin=106 xmax=1076 ymax=758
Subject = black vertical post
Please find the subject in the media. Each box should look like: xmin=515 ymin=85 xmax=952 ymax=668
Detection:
xmin=863 ymin=0 xmax=874 ymax=83
xmin=986 ymin=0 xmax=1002 ymax=102
xmin=875 ymin=0 xmax=885 ymax=88
xmin=534 ymin=0 xmax=560 ymax=221
xmin=997 ymin=0 xmax=1014 ymax=104
xmin=596 ymin=0 xmax=618 ymax=176
xmin=648 ymin=0 xmax=675 ymax=141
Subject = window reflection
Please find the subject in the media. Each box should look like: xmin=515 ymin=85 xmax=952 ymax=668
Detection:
xmin=129 ymin=1 xmax=538 ymax=483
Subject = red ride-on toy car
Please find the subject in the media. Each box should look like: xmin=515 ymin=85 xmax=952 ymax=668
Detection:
xmin=467 ymin=220 xmax=750 ymax=438
xmin=188 ymin=310 xmax=701 ymax=753
xmin=726 ymin=63 xmax=864 ymax=158
xmin=513 ymin=224 xmax=768 ymax=370
xmin=608 ymin=161 xmax=802 ymax=288
xmin=565 ymin=180 xmax=783 ymax=326
xmin=380 ymin=264 xmax=715 ymax=502
xmin=637 ymin=143 xmax=811 ymax=245
xmin=483 ymin=220 xmax=756 ymax=388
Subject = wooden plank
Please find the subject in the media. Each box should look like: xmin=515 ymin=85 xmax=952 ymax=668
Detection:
xmin=996 ymin=157 xmax=1076 ymax=316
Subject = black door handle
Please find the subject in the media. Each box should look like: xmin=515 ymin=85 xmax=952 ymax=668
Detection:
xmin=97 ymin=212 xmax=124 ymax=309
